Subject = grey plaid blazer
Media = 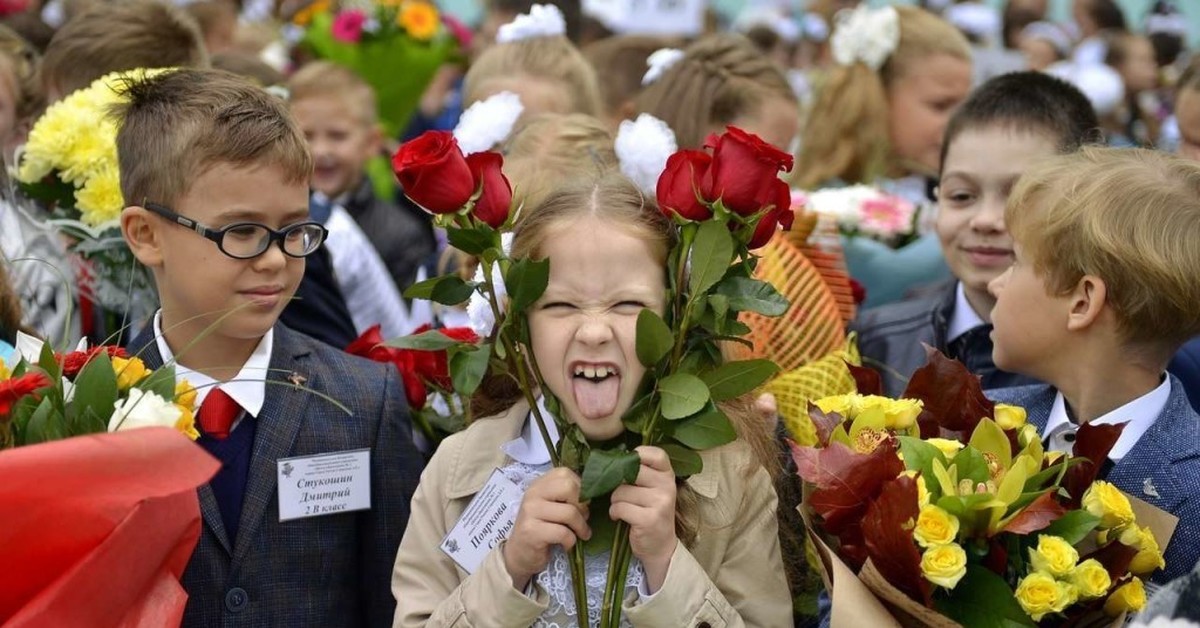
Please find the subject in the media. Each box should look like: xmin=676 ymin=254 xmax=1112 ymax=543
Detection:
xmin=989 ymin=375 xmax=1200 ymax=583
xmin=129 ymin=323 xmax=424 ymax=627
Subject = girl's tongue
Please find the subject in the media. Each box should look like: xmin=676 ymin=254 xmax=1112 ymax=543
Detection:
xmin=571 ymin=373 xmax=620 ymax=420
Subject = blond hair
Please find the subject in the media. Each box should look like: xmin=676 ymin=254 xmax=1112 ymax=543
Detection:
xmin=635 ymin=34 xmax=796 ymax=150
xmin=0 ymin=25 xmax=43 ymax=125
xmin=1007 ymin=147 xmax=1200 ymax=354
xmin=503 ymin=112 xmax=617 ymax=212
xmin=463 ymin=36 xmax=602 ymax=116
xmin=42 ymin=0 xmax=208 ymax=98
xmin=287 ymin=61 xmax=377 ymax=125
xmin=113 ymin=68 xmax=312 ymax=208
xmin=794 ymin=5 xmax=970 ymax=188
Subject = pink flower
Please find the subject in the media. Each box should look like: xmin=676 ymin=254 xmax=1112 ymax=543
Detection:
xmin=858 ymin=196 xmax=915 ymax=239
xmin=442 ymin=14 xmax=474 ymax=50
xmin=331 ymin=9 xmax=367 ymax=43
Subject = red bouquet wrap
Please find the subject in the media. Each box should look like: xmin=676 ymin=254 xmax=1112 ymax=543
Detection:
xmin=0 ymin=427 xmax=219 ymax=626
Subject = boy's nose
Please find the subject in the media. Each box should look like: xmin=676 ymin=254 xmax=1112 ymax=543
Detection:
xmin=250 ymin=238 xmax=290 ymax=271
xmin=971 ymin=197 xmax=1006 ymax=232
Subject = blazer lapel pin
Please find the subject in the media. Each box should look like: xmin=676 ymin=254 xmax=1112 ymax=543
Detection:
xmin=288 ymin=372 xmax=308 ymax=388
xmin=1143 ymin=477 xmax=1161 ymax=499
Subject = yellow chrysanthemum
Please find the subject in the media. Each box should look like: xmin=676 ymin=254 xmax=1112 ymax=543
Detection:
xmin=75 ymin=166 xmax=124 ymax=226
xmin=175 ymin=379 xmax=198 ymax=410
xmin=399 ymin=1 xmax=439 ymax=40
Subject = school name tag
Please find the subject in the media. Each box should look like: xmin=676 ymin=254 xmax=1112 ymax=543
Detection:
xmin=277 ymin=448 xmax=371 ymax=521
xmin=440 ymin=469 xmax=524 ymax=574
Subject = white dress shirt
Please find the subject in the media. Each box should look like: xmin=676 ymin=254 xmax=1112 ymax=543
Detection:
xmin=1041 ymin=376 xmax=1171 ymax=462
xmin=153 ymin=310 xmax=272 ymax=430
xmin=946 ymin=282 xmax=987 ymax=345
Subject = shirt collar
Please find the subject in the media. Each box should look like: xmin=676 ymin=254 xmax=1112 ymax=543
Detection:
xmin=1042 ymin=375 xmax=1171 ymax=462
xmin=947 ymin=282 xmax=987 ymax=344
xmin=501 ymin=396 xmax=561 ymax=465
xmin=153 ymin=310 xmax=273 ymax=417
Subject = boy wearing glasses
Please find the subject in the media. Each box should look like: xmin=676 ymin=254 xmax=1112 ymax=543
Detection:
xmin=118 ymin=69 xmax=424 ymax=627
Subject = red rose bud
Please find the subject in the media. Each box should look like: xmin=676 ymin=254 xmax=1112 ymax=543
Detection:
xmin=465 ymin=152 xmax=512 ymax=228
xmin=400 ymin=357 xmax=429 ymax=410
xmin=0 ymin=371 xmax=52 ymax=418
xmin=748 ymin=209 xmax=781 ymax=249
xmin=392 ymin=131 xmax=475 ymax=214
xmin=657 ymin=150 xmax=714 ymax=221
xmin=702 ymin=126 xmax=794 ymax=216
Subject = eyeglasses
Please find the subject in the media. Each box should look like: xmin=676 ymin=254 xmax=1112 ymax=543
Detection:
xmin=142 ymin=201 xmax=328 ymax=260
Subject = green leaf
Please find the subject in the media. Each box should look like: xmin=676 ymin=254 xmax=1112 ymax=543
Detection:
xmin=450 ymin=344 xmax=491 ymax=395
xmin=620 ymin=393 xmax=654 ymax=435
xmin=24 ymin=397 xmax=62 ymax=445
xmin=688 ymin=220 xmax=735 ymax=296
xmin=506 ymin=258 xmax=551 ymax=312
xmin=386 ymin=330 xmax=463 ymax=351
xmin=38 ymin=342 xmax=61 ymax=381
xmin=935 ymin=565 xmax=1036 ymax=627
xmin=708 ymin=294 xmax=729 ymax=335
xmin=1024 ymin=461 xmax=1068 ymax=492
xmin=713 ymin=276 xmax=789 ymax=317
xmin=559 ymin=426 xmax=590 ymax=472
xmin=582 ymin=498 xmax=617 ymax=555
xmin=659 ymin=373 xmax=710 ymax=420
xmin=700 ymin=359 xmax=779 ymax=401
xmin=446 ymin=226 xmax=497 ymax=256
xmin=71 ymin=351 xmax=118 ymax=435
xmin=139 ymin=364 xmax=176 ymax=399
xmin=404 ymin=275 xmax=475 ymax=306
xmin=661 ymin=443 xmax=704 ymax=477
xmin=897 ymin=436 xmax=946 ymax=495
xmin=635 ymin=309 xmax=673 ymax=368
xmin=951 ymin=446 xmax=990 ymax=485
xmin=580 ymin=447 xmax=641 ymax=501
xmin=671 ymin=410 xmax=737 ymax=450
xmin=1039 ymin=510 xmax=1101 ymax=545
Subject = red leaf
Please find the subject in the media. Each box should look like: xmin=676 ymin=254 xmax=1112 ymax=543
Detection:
xmin=806 ymin=402 xmax=843 ymax=447
xmin=901 ymin=346 xmax=995 ymax=433
xmin=846 ymin=360 xmax=883 ymax=396
xmin=793 ymin=440 xmax=905 ymax=538
xmin=1064 ymin=423 xmax=1125 ymax=507
xmin=1085 ymin=538 xmax=1138 ymax=581
xmin=984 ymin=539 xmax=1009 ymax=575
xmin=1001 ymin=492 xmax=1067 ymax=535
xmin=863 ymin=475 xmax=932 ymax=607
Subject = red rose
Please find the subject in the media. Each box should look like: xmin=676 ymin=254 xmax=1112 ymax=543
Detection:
xmin=0 ymin=372 xmax=52 ymax=418
xmin=657 ymin=150 xmax=713 ymax=221
xmin=702 ymin=127 xmax=794 ymax=216
xmin=392 ymin=131 xmax=475 ymax=214
xmin=465 ymin=152 xmax=512 ymax=228
xmin=58 ymin=346 xmax=128 ymax=378
xmin=408 ymin=326 xmax=480 ymax=390
xmin=346 ymin=326 xmax=430 ymax=409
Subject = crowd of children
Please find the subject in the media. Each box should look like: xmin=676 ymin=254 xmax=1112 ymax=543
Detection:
xmin=2 ymin=0 xmax=1200 ymax=626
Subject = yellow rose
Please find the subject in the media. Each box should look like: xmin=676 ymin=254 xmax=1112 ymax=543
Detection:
xmin=884 ymin=398 xmax=923 ymax=430
xmin=1082 ymin=481 xmax=1135 ymax=529
xmin=1120 ymin=526 xmax=1166 ymax=576
xmin=920 ymin=543 xmax=967 ymax=589
xmin=1029 ymin=535 xmax=1080 ymax=577
xmin=994 ymin=404 xmax=1028 ymax=430
xmin=111 ymin=356 xmax=149 ymax=390
xmin=1069 ymin=559 xmax=1112 ymax=599
xmin=1015 ymin=571 xmax=1076 ymax=621
xmin=175 ymin=379 xmax=198 ymax=410
xmin=927 ymin=438 xmax=964 ymax=459
xmin=174 ymin=404 xmax=200 ymax=440
xmin=914 ymin=505 xmax=960 ymax=547
xmin=814 ymin=394 xmax=858 ymax=419
xmin=1104 ymin=579 xmax=1146 ymax=616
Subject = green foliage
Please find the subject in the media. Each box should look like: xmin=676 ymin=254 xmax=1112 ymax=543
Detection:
xmin=505 ymin=258 xmax=550 ymax=312
xmin=450 ymin=344 xmax=491 ymax=396
xmin=658 ymin=373 xmax=711 ymax=420
xmin=634 ymin=309 xmax=673 ymax=368
xmin=688 ymin=221 xmax=734 ymax=296
xmin=580 ymin=447 xmax=642 ymax=501
xmin=700 ymin=359 xmax=779 ymax=401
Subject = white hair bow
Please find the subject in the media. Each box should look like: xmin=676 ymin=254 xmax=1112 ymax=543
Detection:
xmin=830 ymin=5 xmax=900 ymax=71
xmin=496 ymin=4 xmax=566 ymax=44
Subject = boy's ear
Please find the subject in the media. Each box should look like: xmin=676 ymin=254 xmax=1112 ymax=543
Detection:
xmin=1065 ymin=274 xmax=1108 ymax=332
xmin=121 ymin=206 xmax=165 ymax=269
xmin=366 ymin=123 xmax=384 ymax=158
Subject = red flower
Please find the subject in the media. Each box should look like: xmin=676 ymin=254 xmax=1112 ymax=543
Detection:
xmin=465 ymin=152 xmax=512 ymax=228
xmin=392 ymin=131 xmax=475 ymax=214
xmin=345 ymin=325 xmax=479 ymax=410
xmin=849 ymin=278 xmax=867 ymax=305
xmin=407 ymin=325 xmax=479 ymax=390
xmin=656 ymin=150 xmax=713 ymax=221
xmin=58 ymin=346 xmax=129 ymax=379
xmin=702 ymin=127 xmax=794 ymax=216
xmin=747 ymin=180 xmax=794 ymax=249
xmin=0 ymin=372 xmax=52 ymax=418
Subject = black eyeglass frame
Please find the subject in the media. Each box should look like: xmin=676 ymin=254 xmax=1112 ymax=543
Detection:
xmin=141 ymin=201 xmax=328 ymax=260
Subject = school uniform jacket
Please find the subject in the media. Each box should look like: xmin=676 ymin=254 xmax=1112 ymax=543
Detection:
xmin=989 ymin=375 xmax=1200 ymax=583
xmin=130 ymin=323 xmax=425 ymax=627
xmin=391 ymin=401 xmax=792 ymax=628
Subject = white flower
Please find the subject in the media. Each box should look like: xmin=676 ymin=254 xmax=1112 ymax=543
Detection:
xmin=466 ymin=233 xmax=514 ymax=337
xmin=615 ymin=114 xmax=677 ymax=196
xmin=363 ymin=16 xmax=381 ymax=33
xmin=642 ymin=48 xmax=684 ymax=86
xmin=108 ymin=388 xmax=183 ymax=433
xmin=454 ymin=91 xmax=524 ymax=155
xmin=496 ymin=4 xmax=565 ymax=44
xmin=830 ymin=5 xmax=900 ymax=70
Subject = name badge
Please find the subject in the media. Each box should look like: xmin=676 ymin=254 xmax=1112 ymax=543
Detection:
xmin=277 ymin=448 xmax=371 ymax=521
xmin=440 ymin=469 xmax=524 ymax=574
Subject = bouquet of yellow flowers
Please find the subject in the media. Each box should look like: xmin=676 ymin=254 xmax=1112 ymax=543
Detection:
xmin=297 ymin=0 xmax=459 ymax=136
xmin=15 ymin=68 xmax=165 ymax=320
xmin=794 ymin=349 xmax=1174 ymax=626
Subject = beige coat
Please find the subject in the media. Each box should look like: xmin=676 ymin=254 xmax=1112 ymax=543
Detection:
xmin=391 ymin=401 xmax=791 ymax=628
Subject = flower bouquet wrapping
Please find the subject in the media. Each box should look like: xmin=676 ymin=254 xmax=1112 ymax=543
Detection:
xmin=793 ymin=348 xmax=1176 ymax=627
xmin=0 ymin=335 xmax=217 ymax=625
xmin=297 ymin=0 xmax=459 ymax=136
xmin=15 ymin=68 xmax=164 ymax=325
xmin=389 ymin=124 xmax=792 ymax=625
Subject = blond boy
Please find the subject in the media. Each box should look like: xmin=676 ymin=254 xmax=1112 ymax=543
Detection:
xmin=988 ymin=147 xmax=1200 ymax=583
